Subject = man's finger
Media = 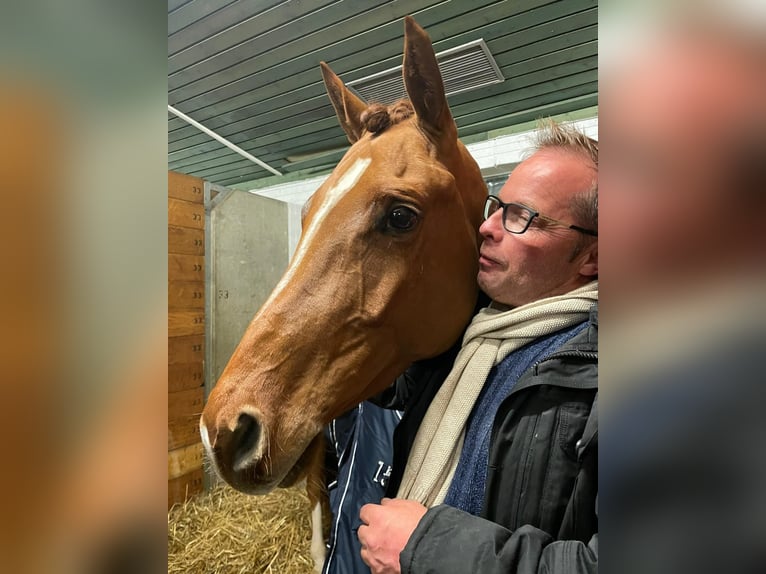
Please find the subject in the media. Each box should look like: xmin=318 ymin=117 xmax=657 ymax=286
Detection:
xmin=359 ymin=502 xmax=380 ymax=524
xmin=380 ymin=497 xmax=392 ymax=505
xmin=357 ymin=524 xmax=368 ymax=543
xmin=360 ymin=546 xmax=371 ymax=567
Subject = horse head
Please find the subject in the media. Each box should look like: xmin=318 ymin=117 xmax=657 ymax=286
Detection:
xmin=201 ymin=17 xmax=486 ymax=493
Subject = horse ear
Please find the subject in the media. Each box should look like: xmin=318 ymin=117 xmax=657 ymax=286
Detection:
xmin=402 ymin=16 xmax=456 ymax=141
xmin=320 ymin=62 xmax=368 ymax=144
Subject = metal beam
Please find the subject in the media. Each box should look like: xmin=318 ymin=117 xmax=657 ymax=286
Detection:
xmin=168 ymin=105 xmax=282 ymax=177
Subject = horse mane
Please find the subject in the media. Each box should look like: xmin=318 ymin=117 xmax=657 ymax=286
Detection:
xmin=359 ymin=99 xmax=414 ymax=136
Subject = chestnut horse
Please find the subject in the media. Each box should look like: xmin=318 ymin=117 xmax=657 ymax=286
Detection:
xmin=201 ymin=16 xmax=486 ymax=568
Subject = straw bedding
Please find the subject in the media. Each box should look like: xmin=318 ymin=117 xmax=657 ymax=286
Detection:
xmin=168 ymin=484 xmax=315 ymax=574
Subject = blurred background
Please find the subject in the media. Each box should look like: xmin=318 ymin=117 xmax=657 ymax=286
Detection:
xmin=0 ymin=0 xmax=763 ymax=572
xmin=599 ymin=1 xmax=766 ymax=572
xmin=0 ymin=1 xmax=166 ymax=573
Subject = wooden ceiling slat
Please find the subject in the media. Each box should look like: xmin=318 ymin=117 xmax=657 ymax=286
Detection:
xmin=169 ymin=150 xmax=246 ymax=174
xmin=325 ymin=0 xmax=595 ymax=88
xmin=169 ymin=0 xmax=520 ymax=112
xmin=169 ymin=95 xmax=331 ymax=149
xmin=453 ymin=81 xmax=598 ymax=129
xmin=458 ymin=93 xmax=598 ymax=139
xmin=168 ymin=50 xmax=596 ymax=156
xmin=166 ymin=0 xmax=572 ymax=131
xmin=168 ymin=0 xmax=193 ymax=15
xmin=169 ymin=0 xmax=403 ymax=91
xmin=169 ymin=0 xmax=239 ymax=36
xmin=168 ymin=0 xmax=598 ymax=186
xmin=243 ymin=92 xmax=597 ymax=181
xmin=496 ymin=41 xmax=597 ymax=76
xmin=252 ymin=83 xmax=598 ymax=166
xmin=168 ymin=4 xmax=595 ymax=146
xmin=486 ymin=13 xmax=596 ymax=60
xmin=172 ymin=71 xmax=597 ymax=178
xmin=188 ymin=158 xmax=271 ymax=181
xmin=169 ymin=0 xmax=289 ymax=58
xmin=170 ymin=117 xmax=340 ymax=171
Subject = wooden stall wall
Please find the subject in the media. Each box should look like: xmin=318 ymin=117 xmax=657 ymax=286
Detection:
xmin=168 ymin=171 xmax=205 ymax=509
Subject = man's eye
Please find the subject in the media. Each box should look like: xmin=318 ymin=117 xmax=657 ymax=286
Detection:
xmin=386 ymin=206 xmax=418 ymax=231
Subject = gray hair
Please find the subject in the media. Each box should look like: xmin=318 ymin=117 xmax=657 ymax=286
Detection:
xmin=532 ymin=119 xmax=598 ymax=259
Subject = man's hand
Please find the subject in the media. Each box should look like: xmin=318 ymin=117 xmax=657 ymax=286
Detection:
xmin=358 ymin=498 xmax=427 ymax=574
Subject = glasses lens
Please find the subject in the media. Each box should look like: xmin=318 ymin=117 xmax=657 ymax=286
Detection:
xmin=503 ymin=203 xmax=533 ymax=233
xmin=484 ymin=196 xmax=501 ymax=220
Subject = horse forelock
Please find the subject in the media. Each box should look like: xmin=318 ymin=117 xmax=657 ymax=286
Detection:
xmin=359 ymin=99 xmax=414 ymax=136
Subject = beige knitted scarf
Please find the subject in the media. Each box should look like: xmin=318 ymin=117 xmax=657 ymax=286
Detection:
xmin=396 ymin=281 xmax=598 ymax=507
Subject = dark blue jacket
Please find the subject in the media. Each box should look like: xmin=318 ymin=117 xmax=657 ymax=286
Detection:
xmin=322 ymin=401 xmax=402 ymax=574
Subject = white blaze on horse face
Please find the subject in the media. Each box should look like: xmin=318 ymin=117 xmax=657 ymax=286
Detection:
xmin=260 ymin=156 xmax=372 ymax=310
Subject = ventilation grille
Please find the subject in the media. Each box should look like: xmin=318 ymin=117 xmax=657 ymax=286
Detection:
xmin=347 ymin=39 xmax=504 ymax=105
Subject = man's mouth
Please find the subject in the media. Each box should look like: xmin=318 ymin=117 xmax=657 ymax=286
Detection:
xmin=479 ymin=251 xmax=502 ymax=268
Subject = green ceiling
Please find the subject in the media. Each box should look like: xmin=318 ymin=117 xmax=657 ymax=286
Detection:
xmin=168 ymin=0 xmax=597 ymax=189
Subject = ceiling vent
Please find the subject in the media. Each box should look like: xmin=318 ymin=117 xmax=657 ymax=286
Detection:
xmin=347 ymin=38 xmax=504 ymax=104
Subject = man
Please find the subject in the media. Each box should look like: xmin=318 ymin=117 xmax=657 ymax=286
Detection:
xmin=357 ymin=120 xmax=599 ymax=574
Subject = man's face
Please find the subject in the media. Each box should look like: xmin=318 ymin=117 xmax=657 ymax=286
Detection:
xmin=477 ymin=149 xmax=597 ymax=307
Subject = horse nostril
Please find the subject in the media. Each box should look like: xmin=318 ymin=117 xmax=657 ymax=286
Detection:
xmin=232 ymin=411 xmax=261 ymax=471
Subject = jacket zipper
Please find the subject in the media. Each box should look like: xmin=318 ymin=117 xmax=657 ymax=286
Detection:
xmin=533 ymin=350 xmax=597 ymax=375
xmin=512 ymin=349 xmax=597 ymax=524
xmin=513 ymin=411 xmax=541 ymax=527
xmin=490 ymin=349 xmax=597 ymax=445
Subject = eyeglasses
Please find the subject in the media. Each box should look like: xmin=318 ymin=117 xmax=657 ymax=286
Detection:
xmin=483 ymin=195 xmax=597 ymax=237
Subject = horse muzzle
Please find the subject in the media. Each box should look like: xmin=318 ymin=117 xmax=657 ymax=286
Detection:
xmin=199 ymin=408 xmax=280 ymax=494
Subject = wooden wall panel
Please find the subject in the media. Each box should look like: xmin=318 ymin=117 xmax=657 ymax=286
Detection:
xmin=168 ymin=172 xmax=204 ymax=204
xmin=169 ymin=225 xmax=204 ymax=255
xmin=169 ymin=253 xmax=204 ymax=282
xmin=168 ymin=387 xmax=204 ymax=421
xmin=168 ymin=334 xmax=204 ymax=364
xmin=168 ymin=280 xmax=204 ymax=309
xmin=168 ymin=442 xmax=204 ymax=480
xmin=169 ymin=197 xmax=204 ymax=230
xmin=168 ymin=468 xmax=204 ymax=510
xmin=169 ymin=310 xmax=205 ymax=337
xmin=169 ymin=414 xmax=201 ymax=451
xmin=168 ymin=362 xmax=204 ymax=393
xmin=168 ymin=171 xmax=206 ymax=508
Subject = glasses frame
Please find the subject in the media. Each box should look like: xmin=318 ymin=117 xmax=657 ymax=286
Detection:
xmin=483 ymin=195 xmax=598 ymax=237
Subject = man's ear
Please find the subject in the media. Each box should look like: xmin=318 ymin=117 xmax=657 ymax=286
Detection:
xmin=578 ymin=242 xmax=598 ymax=278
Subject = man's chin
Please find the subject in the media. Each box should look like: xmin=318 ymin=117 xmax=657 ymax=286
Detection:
xmin=477 ymin=276 xmax=517 ymax=308
xmin=477 ymin=275 xmax=497 ymax=301
xmin=477 ymin=271 xmax=495 ymax=293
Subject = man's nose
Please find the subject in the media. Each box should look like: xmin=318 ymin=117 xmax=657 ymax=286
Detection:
xmin=479 ymin=210 xmax=504 ymax=242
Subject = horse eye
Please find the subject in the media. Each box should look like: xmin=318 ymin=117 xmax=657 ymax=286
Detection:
xmin=387 ymin=206 xmax=418 ymax=231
